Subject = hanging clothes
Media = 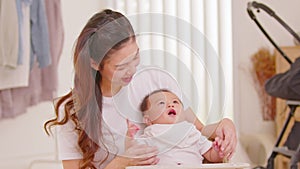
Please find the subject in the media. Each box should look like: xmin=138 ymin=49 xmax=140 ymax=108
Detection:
xmin=0 ymin=0 xmax=31 ymax=118
xmin=0 ymin=63 xmax=42 ymax=118
xmin=41 ymin=0 xmax=64 ymax=100
xmin=0 ymin=0 xmax=19 ymax=68
xmin=15 ymin=0 xmax=32 ymax=65
xmin=30 ymin=0 xmax=51 ymax=69
xmin=0 ymin=0 xmax=64 ymax=119
xmin=0 ymin=0 xmax=30 ymax=90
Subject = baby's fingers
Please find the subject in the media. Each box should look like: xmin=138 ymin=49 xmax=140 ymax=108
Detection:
xmin=126 ymin=119 xmax=140 ymax=137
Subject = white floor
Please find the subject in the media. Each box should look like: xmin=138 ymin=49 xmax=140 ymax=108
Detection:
xmin=0 ymin=102 xmax=63 ymax=169
xmin=0 ymin=156 xmax=63 ymax=169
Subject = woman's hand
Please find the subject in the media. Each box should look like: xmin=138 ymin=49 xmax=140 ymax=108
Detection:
xmin=184 ymin=108 xmax=237 ymax=159
xmin=122 ymin=143 xmax=160 ymax=166
xmin=105 ymin=145 xmax=159 ymax=169
xmin=212 ymin=118 xmax=237 ymax=159
xmin=124 ymin=119 xmax=160 ymax=166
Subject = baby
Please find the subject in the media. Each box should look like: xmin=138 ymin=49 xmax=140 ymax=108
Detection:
xmin=126 ymin=89 xmax=223 ymax=166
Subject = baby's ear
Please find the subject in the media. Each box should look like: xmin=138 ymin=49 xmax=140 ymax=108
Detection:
xmin=143 ymin=114 xmax=152 ymax=126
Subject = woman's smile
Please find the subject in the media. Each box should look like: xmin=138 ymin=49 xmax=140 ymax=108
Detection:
xmin=122 ymin=76 xmax=133 ymax=83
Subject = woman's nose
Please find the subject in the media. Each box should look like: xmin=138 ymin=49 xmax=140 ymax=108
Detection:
xmin=126 ymin=65 xmax=136 ymax=75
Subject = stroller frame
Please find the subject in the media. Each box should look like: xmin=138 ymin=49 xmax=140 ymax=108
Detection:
xmin=247 ymin=1 xmax=300 ymax=169
xmin=266 ymin=101 xmax=300 ymax=169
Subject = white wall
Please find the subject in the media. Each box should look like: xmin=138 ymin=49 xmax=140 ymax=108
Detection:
xmin=58 ymin=1 xmax=107 ymax=95
xmin=0 ymin=1 xmax=103 ymax=168
xmin=232 ymin=0 xmax=300 ymax=135
xmin=1 ymin=0 xmax=300 ymax=168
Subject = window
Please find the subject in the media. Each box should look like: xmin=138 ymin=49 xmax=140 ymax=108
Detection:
xmin=103 ymin=0 xmax=233 ymax=123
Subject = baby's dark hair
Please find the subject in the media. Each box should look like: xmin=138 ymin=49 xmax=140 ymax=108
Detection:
xmin=140 ymin=89 xmax=177 ymax=112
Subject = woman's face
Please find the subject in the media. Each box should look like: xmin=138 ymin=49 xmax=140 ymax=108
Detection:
xmin=144 ymin=91 xmax=183 ymax=125
xmin=100 ymin=39 xmax=140 ymax=90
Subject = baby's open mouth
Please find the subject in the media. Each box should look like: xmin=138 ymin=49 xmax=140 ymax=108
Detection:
xmin=168 ymin=109 xmax=177 ymax=116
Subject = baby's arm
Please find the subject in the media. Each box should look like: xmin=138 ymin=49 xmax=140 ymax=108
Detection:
xmin=203 ymin=137 xmax=226 ymax=163
xmin=202 ymin=146 xmax=223 ymax=163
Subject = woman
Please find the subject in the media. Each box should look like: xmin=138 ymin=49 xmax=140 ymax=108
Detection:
xmin=44 ymin=9 xmax=236 ymax=169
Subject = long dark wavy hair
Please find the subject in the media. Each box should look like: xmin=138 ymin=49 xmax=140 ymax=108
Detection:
xmin=44 ymin=9 xmax=135 ymax=169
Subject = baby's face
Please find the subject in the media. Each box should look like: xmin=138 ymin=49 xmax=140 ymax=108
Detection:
xmin=145 ymin=91 xmax=183 ymax=124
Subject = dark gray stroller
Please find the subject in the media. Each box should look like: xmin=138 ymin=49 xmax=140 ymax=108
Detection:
xmin=247 ymin=1 xmax=300 ymax=169
xmin=263 ymin=56 xmax=300 ymax=169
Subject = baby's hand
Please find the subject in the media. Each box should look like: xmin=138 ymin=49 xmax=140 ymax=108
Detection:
xmin=213 ymin=136 xmax=222 ymax=151
xmin=213 ymin=136 xmax=229 ymax=162
xmin=125 ymin=119 xmax=140 ymax=150
xmin=124 ymin=119 xmax=159 ymax=165
xmin=126 ymin=119 xmax=140 ymax=138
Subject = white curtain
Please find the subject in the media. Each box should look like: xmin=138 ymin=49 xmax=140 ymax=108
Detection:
xmin=102 ymin=0 xmax=233 ymax=124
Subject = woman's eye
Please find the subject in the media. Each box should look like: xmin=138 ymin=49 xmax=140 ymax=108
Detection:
xmin=134 ymin=52 xmax=140 ymax=59
xmin=133 ymin=56 xmax=140 ymax=65
xmin=173 ymin=100 xmax=179 ymax=104
xmin=117 ymin=67 xmax=125 ymax=71
xmin=116 ymin=65 xmax=127 ymax=71
xmin=159 ymin=101 xmax=165 ymax=105
xmin=134 ymin=55 xmax=139 ymax=60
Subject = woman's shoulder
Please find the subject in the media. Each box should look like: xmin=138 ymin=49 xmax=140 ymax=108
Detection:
xmin=55 ymin=95 xmax=76 ymax=120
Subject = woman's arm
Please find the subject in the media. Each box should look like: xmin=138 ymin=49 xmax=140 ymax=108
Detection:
xmin=62 ymin=160 xmax=80 ymax=169
xmin=182 ymin=108 xmax=204 ymax=130
xmin=183 ymin=107 xmax=237 ymax=159
xmin=104 ymin=156 xmax=128 ymax=169
xmin=62 ymin=152 xmax=159 ymax=169
xmin=105 ymin=153 xmax=159 ymax=169
xmin=202 ymin=118 xmax=236 ymax=159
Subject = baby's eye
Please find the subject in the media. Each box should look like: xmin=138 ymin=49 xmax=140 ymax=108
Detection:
xmin=173 ymin=100 xmax=179 ymax=104
xmin=159 ymin=101 xmax=165 ymax=105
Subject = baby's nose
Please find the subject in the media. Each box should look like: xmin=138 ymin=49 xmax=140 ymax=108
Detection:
xmin=168 ymin=103 xmax=175 ymax=108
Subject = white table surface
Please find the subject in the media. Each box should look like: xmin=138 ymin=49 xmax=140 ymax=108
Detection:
xmin=126 ymin=162 xmax=250 ymax=169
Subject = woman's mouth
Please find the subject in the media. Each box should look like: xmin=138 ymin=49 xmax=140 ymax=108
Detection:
xmin=122 ymin=76 xmax=132 ymax=83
